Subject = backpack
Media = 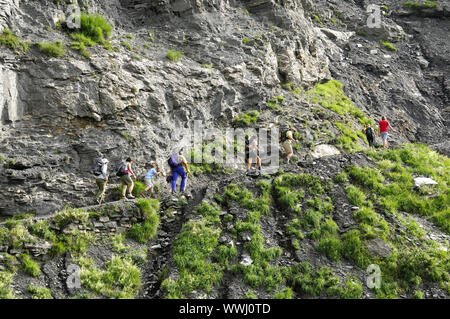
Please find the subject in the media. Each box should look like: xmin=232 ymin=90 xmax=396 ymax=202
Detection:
xmin=366 ymin=127 xmax=373 ymax=138
xmin=168 ymin=154 xmax=181 ymax=168
xmin=279 ymin=129 xmax=289 ymax=143
xmin=116 ymin=161 xmax=127 ymax=177
xmin=93 ymin=158 xmax=105 ymax=176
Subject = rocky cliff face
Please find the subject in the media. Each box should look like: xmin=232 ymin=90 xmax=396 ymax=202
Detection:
xmin=0 ymin=0 xmax=449 ymax=300
xmin=0 ymin=0 xmax=448 ymax=216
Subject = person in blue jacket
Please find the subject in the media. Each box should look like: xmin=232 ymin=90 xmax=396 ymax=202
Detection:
xmin=168 ymin=149 xmax=190 ymax=195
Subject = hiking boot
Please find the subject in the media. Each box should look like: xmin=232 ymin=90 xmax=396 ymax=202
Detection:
xmin=127 ymin=194 xmax=135 ymax=199
xmin=122 ymin=196 xmax=127 ymax=200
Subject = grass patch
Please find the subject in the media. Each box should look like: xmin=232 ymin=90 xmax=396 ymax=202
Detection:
xmin=0 ymin=29 xmax=30 ymax=54
xmin=267 ymin=96 xmax=284 ymax=111
xmin=28 ymin=285 xmax=52 ymax=299
xmin=234 ymin=110 xmax=260 ymax=127
xmin=161 ymin=220 xmax=223 ymax=298
xmin=167 ymin=49 xmax=183 ymax=62
xmin=381 ymin=40 xmax=398 ymax=52
xmin=38 ymin=41 xmax=66 ymax=58
xmin=20 ymin=253 xmax=41 ymax=277
xmin=128 ymin=199 xmax=160 ymax=244
xmin=78 ymin=255 xmax=141 ymax=299
xmin=53 ymin=207 xmax=89 ymax=229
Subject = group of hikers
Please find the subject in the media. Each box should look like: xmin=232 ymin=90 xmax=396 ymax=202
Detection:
xmin=92 ymin=116 xmax=393 ymax=204
xmin=93 ymin=150 xmax=191 ymax=205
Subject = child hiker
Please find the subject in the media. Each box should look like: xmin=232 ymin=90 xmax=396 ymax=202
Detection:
xmin=142 ymin=162 xmax=161 ymax=198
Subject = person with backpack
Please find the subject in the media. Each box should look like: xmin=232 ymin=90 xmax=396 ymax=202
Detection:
xmin=378 ymin=116 xmax=394 ymax=149
xmin=364 ymin=123 xmax=375 ymax=150
xmin=93 ymin=158 xmax=109 ymax=204
xmin=281 ymin=128 xmax=298 ymax=163
xmin=141 ymin=162 xmax=161 ymax=198
xmin=168 ymin=149 xmax=190 ymax=195
xmin=245 ymin=135 xmax=262 ymax=176
xmin=117 ymin=157 xmax=137 ymax=200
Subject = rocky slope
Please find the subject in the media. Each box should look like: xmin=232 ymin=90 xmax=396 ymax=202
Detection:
xmin=0 ymin=0 xmax=449 ymax=299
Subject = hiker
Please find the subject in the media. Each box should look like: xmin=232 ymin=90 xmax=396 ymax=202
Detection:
xmin=378 ymin=116 xmax=394 ymax=148
xmin=142 ymin=162 xmax=161 ymax=198
xmin=119 ymin=157 xmax=137 ymax=200
xmin=364 ymin=123 xmax=375 ymax=150
xmin=168 ymin=149 xmax=191 ymax=195
xmin=245 ymin=135 xmax=262 ymax=175
xmin=93 ymin=157 xmax=109 ymax=204
xmin=281 ymin=127 xmax=298 ymax=163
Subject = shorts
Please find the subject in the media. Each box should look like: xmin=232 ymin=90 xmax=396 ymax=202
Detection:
xmin=144 ymin=178 xmax=153 ymax=187
xmin=380 ymin=132 xmax=388 ymax=141
xmin=247 ymin=150 xmax=258 ymax=161
xmin=120 ymin=174 xmax=133 ymax=185
xmin=283 ymin=140 xmax=293 ymax=154
xmin=367 ymin=135 xmax=374 ymax=147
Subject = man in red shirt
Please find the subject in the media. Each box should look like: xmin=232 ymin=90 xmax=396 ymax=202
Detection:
xmin=378 ymin=116 xmax=394 ymax=148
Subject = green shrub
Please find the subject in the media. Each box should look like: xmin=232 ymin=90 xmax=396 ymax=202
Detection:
xmin=135 ymin=198 xmax=160 ymax=216
xmin=234 ymin=110 xmax=260 ymax=127
xmin=267 ymin=96 xmax=284 ymax=110
xmin=38 ymin=41 xmax=66 ymax=58
xmin=274 ymin=287 xmax=294 ymax=299
xmin=288 ymin=262 xmax=341 ymax=297
xmin=167 ymin=49 xmax=183 ymax=62
xmin=334 ymin=171 xmax=348 ymax=184
xmin=381 ymin=40 xmax=398 ymax=52
xmin=0 ymin=271 xmax=16 ymax=299
xmin=50 ymin=241 xmax=66 ymax=256
xmin=341 ymin=230 xmax=372 ymax=269
xmin=61 ymin=230 xmax=96 ymax=255
xmin=404 ymin=1 xmax=437 ymax=10
xmin=317 ymin=235 xmax=342 ymax=262
xmin=28 ymin=220 xmax=57 ymax=242
xmin=196 ymin=202 xmax=221 ymax=226
xmin=121 ymin=40 xmax=132 ymax=50
xmin=161 ymin=221 xmax=222 ymax=298
xmin=20 ymin=253 xmax=41 ymax=277
xmin=53 ymin=207 xmax=89 ymax=229
xmin=0 ymin=29 xmax=30 ymax=53
xmin=28 ymin=285 xmax=52 ymax=299
xmin=127 ymin=214 xmax=159 ymax=244
xmin=341 ymin=277 xmax=363 ymax=299
xmin=75 ymin=14 xmax=112 ymax=44
xmin=214 ymin=245 xmax=238 ymax=268
xmin=345 ymin=185 xmax=367 ymax=207
xmin=79 ymin=255 xmax=141 ymax=298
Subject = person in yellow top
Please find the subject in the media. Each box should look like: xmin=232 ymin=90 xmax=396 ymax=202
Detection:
xmin=282 ymin=128 xmax=298 ymax=164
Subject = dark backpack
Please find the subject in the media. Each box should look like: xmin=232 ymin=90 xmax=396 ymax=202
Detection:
xmin=93 ymin=158 xmax=104 ymax=176
xmin=116 ymin=161 xmax=127 ymax=177
xmin=280 ymin=129 xmax=289 ymax=143
xmin=366 ymin=127 xmax=373 ymax=138
xmin=168 ymin=154 xmax=181 ymax=168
